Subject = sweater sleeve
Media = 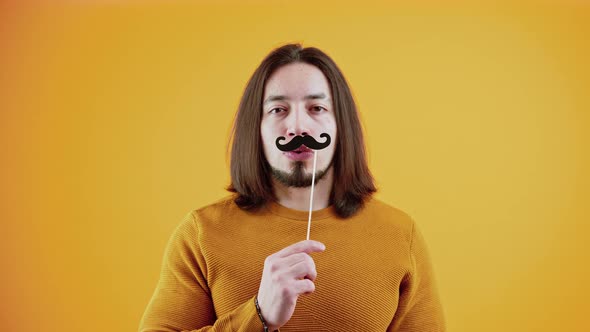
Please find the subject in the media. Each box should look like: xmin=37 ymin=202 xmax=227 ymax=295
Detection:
xmin=388 ymin=221 xmax=446 ymax=332
xmin=138 ymin=211 xmax=265 ymax=332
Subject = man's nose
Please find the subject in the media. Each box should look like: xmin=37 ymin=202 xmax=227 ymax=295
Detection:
xmin=286 ymin=107 xmax=311 ymax=137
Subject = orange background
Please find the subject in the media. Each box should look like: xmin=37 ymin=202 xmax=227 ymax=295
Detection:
xmin=1 ymin=1 xmax=588 ymax=331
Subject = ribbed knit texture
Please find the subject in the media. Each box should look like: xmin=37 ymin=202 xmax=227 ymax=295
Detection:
xmin=139 ymin=194 xmax=445 ymax=331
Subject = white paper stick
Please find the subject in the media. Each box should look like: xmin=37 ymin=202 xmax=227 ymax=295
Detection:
xmin=306 ymin=150 xmax=318 ymax=241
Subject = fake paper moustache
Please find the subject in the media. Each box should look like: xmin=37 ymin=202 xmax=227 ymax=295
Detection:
xmin=274 ymin=132 xmax=331 ymax=241
xmin=275 ymin=133 xmax=331 ymax=151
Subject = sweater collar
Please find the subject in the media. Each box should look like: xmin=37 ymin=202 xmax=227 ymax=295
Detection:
xmin=264 ymin=199 xmax=337 ymax=221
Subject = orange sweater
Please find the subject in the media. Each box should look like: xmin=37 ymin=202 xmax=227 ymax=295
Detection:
xmin=139 ymin=195 xmax=445 ymax=331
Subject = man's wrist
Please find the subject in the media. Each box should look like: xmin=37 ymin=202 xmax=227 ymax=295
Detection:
xmin=254 ymin=295 xmax=279 ymax=331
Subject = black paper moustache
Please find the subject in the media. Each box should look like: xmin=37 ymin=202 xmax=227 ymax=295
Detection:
xmin=275 ymin=133 xmax=331 ymax=152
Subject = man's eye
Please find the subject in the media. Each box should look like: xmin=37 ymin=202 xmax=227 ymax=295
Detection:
xmin=270 ymin=108 xmax=285 ymax=114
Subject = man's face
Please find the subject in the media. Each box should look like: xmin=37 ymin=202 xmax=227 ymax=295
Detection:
xmin=261 ymin=62 xmax=337 ymax=188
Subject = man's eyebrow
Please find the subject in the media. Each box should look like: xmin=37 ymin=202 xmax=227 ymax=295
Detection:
xmin=263 ymin=93 xmax=330 ymax=105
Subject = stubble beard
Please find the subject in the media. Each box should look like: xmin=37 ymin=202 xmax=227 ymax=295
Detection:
xmin=270 ymin=160 xmax=331 ymax=188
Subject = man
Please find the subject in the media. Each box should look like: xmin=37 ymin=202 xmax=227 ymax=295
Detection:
xmin=139 ymin=43 xmax=446 ymax=331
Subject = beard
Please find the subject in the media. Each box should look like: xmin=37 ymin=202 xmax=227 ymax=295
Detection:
xmin=270 ymin=160 xmax=331 ymax=188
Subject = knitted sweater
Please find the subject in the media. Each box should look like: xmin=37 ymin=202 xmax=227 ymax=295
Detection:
xmin=139 ymin=194 xmax=445 ymax=331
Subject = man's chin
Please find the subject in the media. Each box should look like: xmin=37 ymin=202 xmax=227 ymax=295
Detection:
xmin=269 ymin=163 xmax=328 ymax=188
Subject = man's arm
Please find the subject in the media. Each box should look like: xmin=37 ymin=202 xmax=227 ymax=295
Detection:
xmin=388 ymin=221 xmax=446 ymax=332
xmin=138 ymin=211 xmax=265 ymax=332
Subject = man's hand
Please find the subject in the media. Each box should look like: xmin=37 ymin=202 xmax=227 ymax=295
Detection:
xmin=256 ymin=240 xmax=326 ymax=331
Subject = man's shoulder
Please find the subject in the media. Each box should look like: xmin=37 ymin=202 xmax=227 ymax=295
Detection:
xmin=191 ymin=194 xmax=240 ymax=222
xmin=363 ymin=195 xmax=416 ymax=233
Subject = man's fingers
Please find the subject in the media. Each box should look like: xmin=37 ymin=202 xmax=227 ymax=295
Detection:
xmin=275 ymin=240 xmax=326 ymax=258
xmin=279 ymin=253 xmax=310 ymax=268
xmin=286 ymin=259 xmax=317 ymax=281
xmin=293 ymin=278 xmax=316 ymax=295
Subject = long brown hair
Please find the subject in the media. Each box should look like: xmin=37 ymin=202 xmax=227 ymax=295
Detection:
xmin=226 ymin=43 xmax=377 ymax=218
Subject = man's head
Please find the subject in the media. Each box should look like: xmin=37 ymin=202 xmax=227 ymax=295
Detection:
xmin=261 ymin=62 xmax=336 ymax=188
xmin=227 ymin=43 xmax=376 ymax=218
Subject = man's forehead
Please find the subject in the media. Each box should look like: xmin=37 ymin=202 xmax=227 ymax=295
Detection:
xmin=264 ymin=63 xmax=331 ymax=99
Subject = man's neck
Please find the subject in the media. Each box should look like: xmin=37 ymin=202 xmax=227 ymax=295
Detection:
xmin=272 ymin=166 xmax=334 ymax=211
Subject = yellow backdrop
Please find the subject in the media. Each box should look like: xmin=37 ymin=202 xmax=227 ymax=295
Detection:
xmin=1 ymin=0 xmax=588 ymax=331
